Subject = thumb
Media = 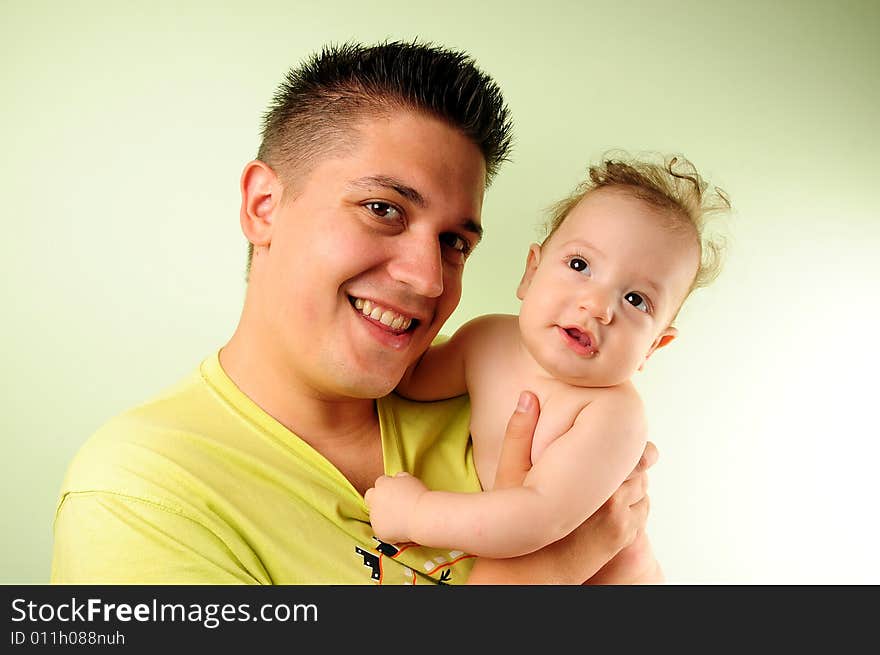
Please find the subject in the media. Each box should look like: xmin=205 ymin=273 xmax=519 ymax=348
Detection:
xmin=492 ymin=391 xmax=539 ymax=490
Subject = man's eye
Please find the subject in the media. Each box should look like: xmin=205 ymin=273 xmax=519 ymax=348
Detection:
xmin=441 ymin=233 xmax=471 ymax=255
xmin=364 ymin=202 xmax=401 ymax=220
xmin=625 ymin=292 xmax=649 ymax=313
xmin=568 ymin=257 xmax=590 ymax=274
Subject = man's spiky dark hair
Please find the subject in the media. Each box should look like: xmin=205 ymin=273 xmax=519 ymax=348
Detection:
xmin=257 ymin=40 xmax=514 ymax=185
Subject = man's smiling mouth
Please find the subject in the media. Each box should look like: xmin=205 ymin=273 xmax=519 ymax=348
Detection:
xmin=349 ymin=296 xmax=418 ymax=333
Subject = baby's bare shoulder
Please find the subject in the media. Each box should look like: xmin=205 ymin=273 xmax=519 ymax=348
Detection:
xmin=458 ymin=313 xmax=517 ymax=335
xmin=454 ymin=314 xmax=518 ymax=349
xmin=598 ymin=380 xmax=643 ymax=404
xmin=573 ymin=381 xmax=646 ymax=426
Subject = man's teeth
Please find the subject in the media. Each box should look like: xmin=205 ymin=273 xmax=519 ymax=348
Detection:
xmin=353 ymin=298 xmax=413 ymax=330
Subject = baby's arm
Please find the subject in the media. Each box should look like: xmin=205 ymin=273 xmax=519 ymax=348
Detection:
xmin=395 ymin=315 xmax=497 ymax=401
xmin=366 ymin=385 xmax=648 ymax=559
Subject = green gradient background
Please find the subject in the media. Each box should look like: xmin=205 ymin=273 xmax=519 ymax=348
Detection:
xmin=2 ymin=0 xmax=878 ymax=583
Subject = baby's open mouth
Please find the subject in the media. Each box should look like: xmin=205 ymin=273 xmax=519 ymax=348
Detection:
xmin=565 ymin=327 xmax=592 ymax=348
xmin=559 ymin=325 xmax=598 ymax=356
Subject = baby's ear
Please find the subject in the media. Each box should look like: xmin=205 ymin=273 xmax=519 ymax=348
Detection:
xmin=637 ymin=327 xmax=678 ymax=372
xmin=516 ymin=244 xmax=542 ymax=300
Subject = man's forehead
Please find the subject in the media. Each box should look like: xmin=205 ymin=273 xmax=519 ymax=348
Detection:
xmin=352 ymin=110 xmax=487 ymax=175
xmin=277 ymin=106 xmax=490 ymax=209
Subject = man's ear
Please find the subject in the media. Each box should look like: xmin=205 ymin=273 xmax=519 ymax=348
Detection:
xmin=637 ymin=326 xmax=678 ymax=372
xmin=240 ymin=160 xmax=284 ymax=251
xmin=516 ymin=243 xmax=542 ymax=300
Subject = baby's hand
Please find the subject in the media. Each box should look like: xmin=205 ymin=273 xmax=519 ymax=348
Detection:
xmin=364 ymin=472 xmax=428 ymax=544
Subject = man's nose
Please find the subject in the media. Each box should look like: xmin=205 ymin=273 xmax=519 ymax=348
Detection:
xmin=387 ymin=233 xmax=444 ymax=298
xmin=579 ymin=285 xmax=613 ymax=324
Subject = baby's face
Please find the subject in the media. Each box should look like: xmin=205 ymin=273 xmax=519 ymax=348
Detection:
xmin=516 ymin=187 xmax=700 ymax=387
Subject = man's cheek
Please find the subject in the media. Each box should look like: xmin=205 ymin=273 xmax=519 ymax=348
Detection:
xmin=443 ymin=271 xmax=464 ymax=307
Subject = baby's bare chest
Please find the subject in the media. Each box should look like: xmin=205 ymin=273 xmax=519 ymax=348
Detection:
xmin=468 ymin=380 xmax=596 ymax=489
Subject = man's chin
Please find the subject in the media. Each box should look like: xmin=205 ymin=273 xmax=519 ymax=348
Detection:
xmin=334 ymin=364 xmax=407 ymax=400
xmin=344 ymin=378 xmax=401 ymax=400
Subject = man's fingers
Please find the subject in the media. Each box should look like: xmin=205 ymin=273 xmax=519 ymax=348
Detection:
xmin=625 ymin=441 xmax=659 ymax=481
xmin=492 ymin=391 xmax=540 ymax=490
xmin=639 ymin=441 xmax=659 ymax=471
xmin=614 ymin=471 xmax=647 ymax=507
xmin=630 ymin=495 xmax=649 ymax=524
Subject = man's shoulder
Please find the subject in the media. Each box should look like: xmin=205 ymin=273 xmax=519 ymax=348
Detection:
xmin=85 ymin=362 xmax=209 ymax=441
xmin=51 ymin=359 xmax=268 ymax=585
xmin=59 ymin=361 xmax=218 ymax=501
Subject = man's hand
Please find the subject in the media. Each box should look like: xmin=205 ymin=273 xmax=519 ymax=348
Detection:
xmin=365 ymin=472 xmax=428 ymax=544
xmin=493 ymin=391 xmax=540 ymax=490
xmin=521 ymin=455 xmax=653 ymax=585
xmin=585 ymin=441 xmax=657 ymax=557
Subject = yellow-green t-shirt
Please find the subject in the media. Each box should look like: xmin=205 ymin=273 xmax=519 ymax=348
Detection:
xmin=51 ymin=352 xmax=480 ymax=584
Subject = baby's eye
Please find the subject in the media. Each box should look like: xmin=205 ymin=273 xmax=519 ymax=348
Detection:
xmin=441 ymin=233 xmax=471 ymax=255
xmin=568 ymin=257 xmax=590 ymax=274
xmin=364 ymin=202 xmax=401 ymax=221
xmin=625 ymin=292 xmax=649 ymax=313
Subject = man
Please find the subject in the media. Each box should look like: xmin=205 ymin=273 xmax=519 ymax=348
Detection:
xmin=52 ymin=41 xmax=656 ymax=584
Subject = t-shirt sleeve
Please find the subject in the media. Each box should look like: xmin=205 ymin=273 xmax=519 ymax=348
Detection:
xmin=51 ymin=492 xmax=261 ymax=584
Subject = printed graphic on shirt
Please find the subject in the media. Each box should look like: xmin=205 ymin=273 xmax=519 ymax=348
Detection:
xmin=355 ymin=537 xmax=475 ymax=585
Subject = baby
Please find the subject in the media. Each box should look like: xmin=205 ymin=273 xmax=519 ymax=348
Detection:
xmin=365 ymin=153 xmax=730 ymax=583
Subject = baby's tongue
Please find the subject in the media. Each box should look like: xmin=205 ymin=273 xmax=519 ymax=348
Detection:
xmin=566 ymin=328 xmax=590 ymax=346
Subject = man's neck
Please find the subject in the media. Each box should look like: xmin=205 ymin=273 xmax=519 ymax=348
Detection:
xmin=219 ymin=331 xmax=380 ymax=450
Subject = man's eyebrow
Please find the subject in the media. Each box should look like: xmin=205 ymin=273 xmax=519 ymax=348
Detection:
xmin=348 ymin=175 xmax=426 ymax=208
xmin=348 ymin=174 xmax=483 ymax=241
